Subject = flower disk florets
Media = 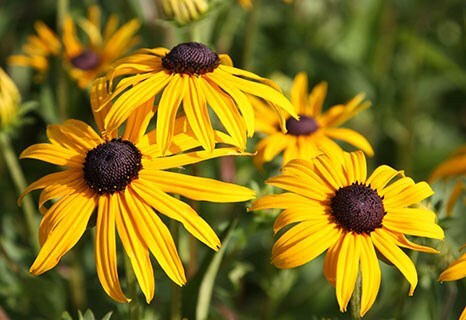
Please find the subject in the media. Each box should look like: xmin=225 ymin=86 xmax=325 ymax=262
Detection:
xmin=83 ymin=138 xmax=142 ymax=194
xmin=330 ymin=182 xmax=386 ymax=234
xmin=70 ymin=50 xmax=100 ymax=70
xmin=162 ymin=42 xmax=220 ymax=75
xmin=286 ymin=115 xmax=319 ymax=136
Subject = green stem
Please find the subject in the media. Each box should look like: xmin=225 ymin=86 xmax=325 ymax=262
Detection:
xmin=350 ymin=271 xmax=362 ymax=320
xmin=0 ymin=132 xmax=39 ymax=253
xmin=125 ymin=254 xmax=140 ymax=320
xmin=241 ymin=0 xmax=260 ymax=69
xmin=56 ymin=0 xmax=69 ymax=121
xmin=170 ymin=219 xmax=182 ymax=320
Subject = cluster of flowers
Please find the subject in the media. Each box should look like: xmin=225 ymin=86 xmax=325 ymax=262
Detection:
xmin=2 ymin=4 xmax=465 ymax=318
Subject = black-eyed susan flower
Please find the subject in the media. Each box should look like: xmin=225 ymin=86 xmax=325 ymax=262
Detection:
xmin=102 ymin=41 xmax=297 ymax=154
xmin=253 ymin=72 xmax=373 ymax=168
xmin=429 ymin=145 xmax=466 ymax=215
xmin=161 ymin=0 xmax=208 ymax=25
xmin=0 ymin=68 xmax=20 ymax=130
xmin=438 ymin=249 xmax=466 ymax=320
xmin=18 ymin=80 xmax=255 ymax=303
xmin=8 ymin=21 xmax=61 ymax=79
xmin=250 ymin=150 xmax=444 ymax=316
xmin=62 ymin=5 xmax=140 ymax=88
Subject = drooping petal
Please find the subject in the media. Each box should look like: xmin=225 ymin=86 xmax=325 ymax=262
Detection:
xmin=183 ymin=76 xmax=215 ymax=152
xmin=115 ymin=193 xmax=155 ymax=303
xmin=30 ymin=192 xmax=96 ymax=275
xmin=95 ymin=194 xmax=129 ymax=302
xmin=359 ymin=234 xmax=381 ymax=316
xmin=201 ymin=78 xmax=247 ymax=150
xmin=125 ymin=188 xmax=186 ymax=286
xmin=372 ymin=228 xmax=418 ymax=295
xmin=156 ymin=74 xmax=187 ymax=154
xmin=206 ymin=72 xmax=255 ymax=136
xmin=272 ymin=220 xmax=340 ymax=269
xmin=386 ymin=231 xmax=439 ymax=254
xmin=139 ymin=170 xmax=255 ymax=203
xmin=131 ymin=179 xmax=221 ymax=251
xmin=335 ymin=232 xmax=360 ymax=312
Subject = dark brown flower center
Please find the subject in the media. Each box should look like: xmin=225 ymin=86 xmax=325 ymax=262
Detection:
xmin=286 ymin=115 xmax=319 ymax=136
xmin=70 ymin=50 xmax=100 ymax=70
xmin=83 ymin=138 xmax=142 ymax=194
xmin=330 ymin=182 xmax=386 ymax=234
xmin=162 ymin=42 xmax=220 ymax=75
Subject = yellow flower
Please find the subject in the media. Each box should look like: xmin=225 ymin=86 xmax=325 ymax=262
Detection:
xmin=429 ymin=145 xmax=466 ymax=215
xmin=8 ymin=21 xmax=61 ymax=77
xmin=0 ymin=68 xmax=20 ymax=129
xmin=439 ymin=247 xmax=466 ymax=320
xmin=62 ymin=5 xmax=140 ymax=88
xmin=102 ymin=41 xmax=297 ymax=155
xmin=18 ymin=80 xmax=255 ymax=303
xmin=253 ymin=72 xmax=373 ymax=168
xmin=250 ymin=150 xmax=443 ymax=316
xmin=161 ymin=0 xmax=209 ymax=24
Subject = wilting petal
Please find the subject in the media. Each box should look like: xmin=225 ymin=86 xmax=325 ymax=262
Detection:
xmin=95 ymin=195 xmax=129 ymax=302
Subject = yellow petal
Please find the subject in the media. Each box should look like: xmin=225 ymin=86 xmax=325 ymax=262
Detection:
xmin=325 ymin=127 xmax=374 ymax=156
xmin=249 ymin=193 xmax=312 ymax=211
xmin=323 ymin=236 xmax=342 ymax=287
xmin=95 ymin=195 xmax=129 ymax=302
xmin=183 ymin=76 xmax=215 ymax=152
xmin=30 ymin=192 xmax=96 ymax=275
xmin=122 ymin=96 xmax=155 ymax=144
xmin=256 ymin=133 xmax=291 ymax=163
xmin=438 ymin=252 xmax=466 ymax=282
xmin=18 ymin=169 xmax=81 ymax=205
xmin=308 ymin=81 xmax=327 ymax=117
xmin=266 ymin=175 xmax=328 ymax=202
xmin=214 ymin=68 xmax=298 ymax=120
xmin=273 ymin=206 xmax=327 ymax=235
xmin=125 ymin=188 xmax=186 ymax=286
xmin=366 ymin=165 xmax=404 ymax=192
xmin=382 ymin=181 xmax=434 ymax=208
xmin=429 ymin=153 xmax=466 ymax=182
xmin=206 ymin=72 xmax=255 ymax=136
xmin=272 ymin=221 xmax=340 ymax=269
xmin=130 ymin=179 xmax=221 ymax=251
xmin=383 ymin=208 xmax=444 ymax=239
xmin=342 ymin=151 xmax=367 ymax=185
xmin=143 ymin=147 xmax=252 ymax=171
xmin=105 ymin=72 xmax=171 ymax=132
xmin=335 ymin=232 xmax=360 ymax=312
xmin=140 ymin=170 xmax=255 ymax=203
xmin=20 ymin=143 xmax=83 ymax=168
xmin=115 ymin=193 xmax=155 ymax=303
xmin=359 ymin=234 xmax=381 ymax=316
xmin=371 ymin=228 xmax=418 ymax=295
xmin=313 ymin=153 xmax=346 ymax=190
xmin=290 ymin=72 xmax=308 ymax=115
xmin=386 ymin=232 xmax=439 ymax=254
xmin=47 ymin=120 xmax=101 ymax=153
xmin=38 ymin=177 xmax=87 ymax=214
xmin=156 ymin=74 xmax=186 ymax=154
xmin=201 ymin=79 xmax=247 ymax=149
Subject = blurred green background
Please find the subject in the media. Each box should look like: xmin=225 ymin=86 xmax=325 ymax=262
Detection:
xmin=0 ymin=0 xmax=465 ymax=319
